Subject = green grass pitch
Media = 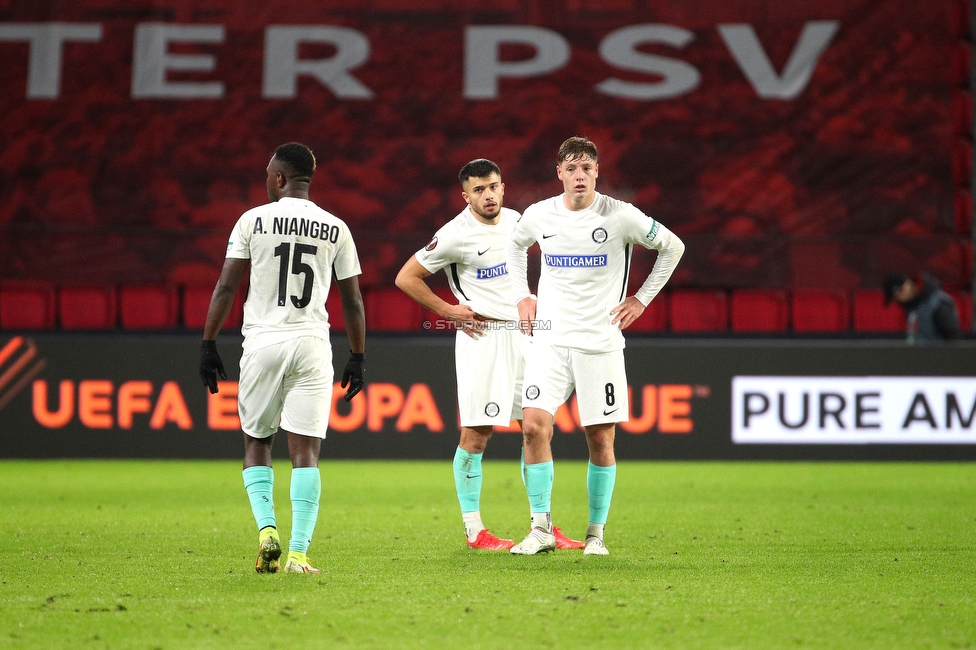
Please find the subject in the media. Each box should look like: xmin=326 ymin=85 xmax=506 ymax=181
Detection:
xmin=1 ymin=459 xmax=974 ymax=649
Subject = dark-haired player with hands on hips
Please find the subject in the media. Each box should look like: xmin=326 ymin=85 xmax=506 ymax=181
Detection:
xmin=396 ymin=159 xmax=584 ymax=552
xmin=199 ymin=142 xmax=366 ymax=575
xmin=506 ymin=137 xmax=684 ymax=556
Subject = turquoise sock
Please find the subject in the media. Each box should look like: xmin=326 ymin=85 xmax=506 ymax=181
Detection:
xmin=453 ymin=447 xmax=483 ymax=514
xmin=520 ymin=449 xmax=526 ymax=487
xmin=587 ymin=462 xmax=617 ymax=525
xmin=524 ymin=460 xmax=554 ymax=513
xmin=242 ymin=465 xmax=276 ymax=531
xmin=289 ymin=467 xmax=321 ymax=554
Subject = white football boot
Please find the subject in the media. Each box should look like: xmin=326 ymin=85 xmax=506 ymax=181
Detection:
xmin=510 ymin=527 xmax=557 ymax=555
xmin=583 ymin=536 xmax=610 ymax=556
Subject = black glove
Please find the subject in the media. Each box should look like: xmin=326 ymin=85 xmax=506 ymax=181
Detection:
xmin=341 ymin=352 xmax=365 ymax=401
xmin=199 ymin=340 xmax=226 ymax=394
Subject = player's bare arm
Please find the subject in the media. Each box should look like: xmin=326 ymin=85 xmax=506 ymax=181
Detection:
xmin=337 ymin=275 xmax=366 ymax=355
xmin=199 ymin=257 xmax=250 ymax=394
xmin=337 ymin=275 xmax=366 ymax=401
xmin=610 ymin=296 xmax=646 ymax=330
xmin=395 ymin=256 xmax=486 ymax=338
xmin=203 ymin=257 xmax=250 ymax=341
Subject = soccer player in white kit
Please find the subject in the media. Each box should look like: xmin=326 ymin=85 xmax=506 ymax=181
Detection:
xmin=506 ymin=137 xmax=685 ymax=556
xmin=396 ymin=159 xmax=583 ymax=551
xmin=199 ymin=143 xmax=367 ymax=574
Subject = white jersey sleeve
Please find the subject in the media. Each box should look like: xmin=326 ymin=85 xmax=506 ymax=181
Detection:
xmin=226 ymin=211 xmax=254 ymax=260
xmin=332 ymin=221 xmax=362 ymax=282
xmin=415 ymin=220 xmax=462 ymax=275
xmin=506 ymin=208 xmax=538 ymax=305
xmin=616 ymin=203 xmax=685 ymax=306
xmin=413 ymin=208 xmax=520 ymax=321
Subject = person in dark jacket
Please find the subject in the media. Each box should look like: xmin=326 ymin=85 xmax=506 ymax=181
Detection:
xmin=883 ymin=272 xmax=961 ymax=343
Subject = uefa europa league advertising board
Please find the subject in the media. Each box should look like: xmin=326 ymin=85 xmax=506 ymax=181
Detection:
xmin=1 ymin=335 xmax=974 ymax=460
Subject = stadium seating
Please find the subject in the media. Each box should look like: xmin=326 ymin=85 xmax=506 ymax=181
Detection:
xmin=628 ymin=294 xmax=668 ymax=332
xmin=962 ymin=241 xmax=974 ymax=288
xmin=669 ymin=289 xmax=729 ymax=332
xmin=956 ymin=189 xmax=972 ymax=234
xmin=791 ymin=289 xmax=851 ymax=332
xmin=182 ymin=286 xmax=212 ymax=330
xmin=951 ymin=52 xmax=973 ymax=99
xmin=852 ymin=289 xmax=904 ymax=333
xmin=0 ymin=282 xmax=56 ymax=330
xmin=953 ymin=136 xmax=972 ymax=186
xmin=952 ymin=89 xmax=973 ymax=136
xmin=5 ymin=282 xmax=967 ymax=338
xmin=949 ymin=0 xmax=972 ymax=38
xmin=182 ymin=285 xmax=244 ymax=331
xmin=120 ymin=285 xmax=179 ymax=329
xmin=365 ymin=286 xmax=424 ymax=331
xmin=730 ymin=289 xmax=789 ymax=333
xmin=59 ymin=286 xmax=117 ymax=330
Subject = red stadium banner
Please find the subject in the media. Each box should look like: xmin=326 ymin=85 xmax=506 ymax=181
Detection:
xmin=0 ymin=0 xmax=968 ymax=293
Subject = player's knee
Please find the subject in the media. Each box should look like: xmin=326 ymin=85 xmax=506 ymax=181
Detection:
xmin=521 ymin=419 xmax=550 ymax=442
xmin=589 ymin=439 xmax=614 ymax=456
xmin=460 ymin=426 xmax=492 ymax=452
xmin=585 ymin=426 xmax=615 ymax=447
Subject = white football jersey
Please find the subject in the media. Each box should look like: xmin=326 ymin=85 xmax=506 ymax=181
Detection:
xmin=415 ymin=207 xmax=520 ymax=321
xmin=507 ymin=192 xmax=683 ymax=353
xmin=226 ymin=197 xmax=361 ymax=353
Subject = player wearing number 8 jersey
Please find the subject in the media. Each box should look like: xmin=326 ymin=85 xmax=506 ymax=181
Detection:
xmin=506 ymin=136 xmax=684 ymax=556
xmin=198 ymin=143 xmax=366 ymax=575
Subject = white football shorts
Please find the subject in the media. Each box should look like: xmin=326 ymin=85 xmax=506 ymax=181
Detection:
xmin=455 ymin=325 xmax=529 ymax=427
xmin=521 ymin=342 xmax=629 ymax=426
xmin=237 ymin=335 xmax=334 ymax=439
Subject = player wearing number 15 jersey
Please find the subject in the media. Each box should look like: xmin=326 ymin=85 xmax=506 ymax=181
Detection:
xmin=506 ymin=137 xmax=684 ymax=556
xmin=199 ymin=143 xmax=367 ymax=575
